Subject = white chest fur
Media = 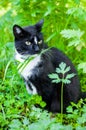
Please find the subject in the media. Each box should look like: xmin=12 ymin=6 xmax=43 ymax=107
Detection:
xmin=19 ymin=55 xmax=41 ymax=81
xmin=15 ymin=50 xmax=29 ymax=62
xmin=15 ymin=51 xmax=41 ymax=94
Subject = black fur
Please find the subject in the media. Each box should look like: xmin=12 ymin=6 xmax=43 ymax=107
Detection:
xmin=26 ymin=48 xmax=81 ymax=113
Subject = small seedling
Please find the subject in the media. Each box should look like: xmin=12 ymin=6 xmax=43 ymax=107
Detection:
xmin=49 ymin=62 xmax=76 ymax=122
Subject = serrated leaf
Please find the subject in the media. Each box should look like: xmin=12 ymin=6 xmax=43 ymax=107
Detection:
xmin=68 ymin=38 xmax=81 ymax=47
xmin=67 ymin=7 xmax=86 ymax=21
xmin=66 ymin=73 xmax=76 ymax=79
xmin=77 ymin=113 xmax=86 ymax=124
xmin=9 ymin=119 xmax=21 ymax=128
xmin=60 ymin=29 xmax=84 ymax=39
xmin=61 ymin=79 xmax=71 ymax=84
xmin=59 ymin=62 xmax=66 ymax=71
xmin=49 ymin=62 xmax=75 ymax=85
xmin=56 ymin=68 xmax=62 ymax=73
xmin=66 ymin=106 xmax=73 ymax=113
xmin=48 ymin=73 xmax=59 ymax=79
xmin=29 ymin=123 xmax=43 ymax=130
xmin=23 ymin=117 xmax=29 ymax=126
xmin=78 ymin=62 xmax=86 ymax=73
xmin=64 ymin=66 xmax=70 ymax=73
xmin=56 ymin=62 xmax=71 ymax=74
xmin=52 ymin=79 xmax=61 ymax=83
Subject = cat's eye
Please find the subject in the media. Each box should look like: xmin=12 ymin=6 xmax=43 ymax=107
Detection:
xmin=25 ymin=41 xmax=31 ymax=45
xmin=38 ymin=40 xmax=42 ymax=44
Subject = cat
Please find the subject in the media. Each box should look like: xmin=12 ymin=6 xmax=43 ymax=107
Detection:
xmin=13 ymin=20 xmax=85 ymax=113
xmin=17 ymin=47 xmax=81 ymax=113
xmin=13 ymin=20 xmax=47 ymax=62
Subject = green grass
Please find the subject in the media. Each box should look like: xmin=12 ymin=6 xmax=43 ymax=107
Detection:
xmin=0 ymin=0 xmax=86 ymax=129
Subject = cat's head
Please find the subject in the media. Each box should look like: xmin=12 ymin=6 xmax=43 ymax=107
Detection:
xmin=13 ymin=20 xmax=45 ymax=61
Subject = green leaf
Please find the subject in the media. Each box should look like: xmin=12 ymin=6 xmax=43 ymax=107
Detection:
xmin=66 ymin=106 xmax=73 ymax=113
xmin=56 ymin=68 xmax=62 ymax=73
xmin=49 ymin=73 xmax=61 ymax=83
xmin=46 ymin=32 xmax=56 ymax=42
xmin=68 ymin=38 xmax=82 ymax=47
xmin=49 ymin=62 xmax=75 ymax=85
xmin=56 ymin=63 xmax=70 ymax=74
xmin=9 ymin=119 xmax=22 ymax=129
xmin=40 ymin=47 xmax=51 ymax=55
xmin=40 ymin=102 xmax=46 ymax=108
xmin=78 ymin=62 xmax=86 ymax=73
xmin=64 ymin=66 xmax=70 ymax=73
xmin=77 ymin=113 xmax=86 ymax=124
xmin=67 ymin=7 xmax=86 ymax=21
xmin=61 ymin=79 xmax=71 ymax=84
xmin=48 ymin=73 xmax=59 ymax=79
xmin=56 ymin=62 xmax=67 ymax=74
xmin=59 ymin=62 xmax=66 ymax=71
xmin=60 ymin=29 xmax=84 ymax=39
xmin=23 ymin=117 xmax=29 ymax=126
xmin=52 ymin=79 xmax=61 ymax=83
xmin=29 ymin=123 xmax=43 ymax=130
xmin=66 ymin=73 xmax=76 ymax=79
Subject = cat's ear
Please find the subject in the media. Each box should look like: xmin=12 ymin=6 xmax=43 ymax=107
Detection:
xmin=35 ymin=19 xmax=44 ymax=32
xmin=13 ymin=25 xmax=25 ymax=38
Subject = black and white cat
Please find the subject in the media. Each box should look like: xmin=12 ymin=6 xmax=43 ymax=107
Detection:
xmin=13 ymin=20 xmax=83 ymax=113
xmin=26 ymin=48 xmax=81 ymax=113
xmin=13 ymin=20 xmax=47 ymax=62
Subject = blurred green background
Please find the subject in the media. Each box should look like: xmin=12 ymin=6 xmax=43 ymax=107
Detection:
xmin=0 ymin=0 xmax=86 ymax=129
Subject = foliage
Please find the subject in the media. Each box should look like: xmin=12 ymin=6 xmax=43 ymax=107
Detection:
xmin=78 ymin=62 xmax=86 ymax=73
xmin=60 ymin=29 xmax=84 ymax=47
xmin=0 ymin=0 xmax=86 ymax=129
xmin=66 ymin=99 xmax=86 ymax=128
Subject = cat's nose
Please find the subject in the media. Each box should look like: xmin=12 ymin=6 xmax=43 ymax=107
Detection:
xmin=34 ymin=45 xmax=40 ymax=52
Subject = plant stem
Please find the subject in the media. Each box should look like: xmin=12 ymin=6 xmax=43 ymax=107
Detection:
xmin=1 ymin=104 xmax=6 ymax=120
xmin=61 ymin=75 xmax=64 ymax=123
